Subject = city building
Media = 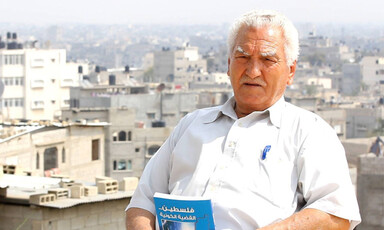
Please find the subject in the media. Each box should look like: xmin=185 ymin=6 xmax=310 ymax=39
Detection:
xmin=0 ymin=121 xmax=106 ymax=181
xmin=0 ymin=174 xmax=136 ymax=230
xmin=356 ymin=151 xmax=384 ymax=230
xmin=0 ymin=32 xmax=87 ymax=121
xmin=361 ymin=56 xmax=384 ymax=90
xmin=62 ymin=107 xmax=173 ymax=180
xmin=154 ymin=44 xmax=207 ymax=85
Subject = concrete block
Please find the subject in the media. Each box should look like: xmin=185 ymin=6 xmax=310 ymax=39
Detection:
xmin=97 ymin=180 xmax=118 ymax=194
xmin=3 ymin=164 xmax=23 ymax=175
xmin=0 ymin=187 xmax=7 ymax=197
xmin=48 ymin=188 xmax=69 ymax=199
xmin=57 ymin=219 xmax=71 ymax=230
xmin=84 ymin=186 xmax=98 ymax=197
xmin=95 ymin=176 xmax=113 ymax=184
xmin=85 ymin=214 xmax=98 ymax=227
xmin=119 ymin=177 xmax=139 ymax=191
xmin=51 ymin=174 xmax=70 ymax=179
xmin=98 ymin=211 xmax=112 ymax=225
xmin=59 ymin=181 xmax=81 ymax=188
xmin=70 ymin=186 xmax=85 ymax=198
xmin=30 ymin=193 xmax=56 ymax=205
xmin=71 ymin=216 xmax=85 ymax=229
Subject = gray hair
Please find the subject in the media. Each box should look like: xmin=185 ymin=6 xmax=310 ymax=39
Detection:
xmin=227 ymin=9 xmax=299 ymax=66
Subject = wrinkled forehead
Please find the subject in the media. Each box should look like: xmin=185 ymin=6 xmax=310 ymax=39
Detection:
xmin=233 ymin=25 xmax=284 ymax=54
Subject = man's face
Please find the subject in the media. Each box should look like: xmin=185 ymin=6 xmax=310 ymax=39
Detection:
xmin=227 ymin=26 xmax=296 ymax=117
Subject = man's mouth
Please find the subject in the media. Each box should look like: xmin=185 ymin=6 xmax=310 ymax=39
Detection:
xmin=245 ymin=83 xmax=262 ymax=87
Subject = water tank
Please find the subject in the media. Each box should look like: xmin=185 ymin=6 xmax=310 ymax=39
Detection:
xmin=151 ymin=120 xmax=166 ymax=127
xmin=109 ymin=75 xmax=116 ymax=85
xmin=95 ymin=65 xmax=100 ymax=73
xmin=124 ymin=65 xmax=130 ymax=73
xmin=6 ymin=32 xmax=11 ymax=39
xmin=12 ymin=33 xmax=17 ymax=40
xmin=7 ymin=42 xmax=17 ymax=50
xmin=78 ymin=66 xmax=83 ymax=74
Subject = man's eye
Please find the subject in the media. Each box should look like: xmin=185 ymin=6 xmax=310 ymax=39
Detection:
xmin=236 ymin=56 xmax=247 ymax=59
xmin=265 ymin=58 xmax=277 ymax=63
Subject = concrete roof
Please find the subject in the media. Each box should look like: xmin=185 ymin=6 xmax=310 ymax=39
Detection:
xmin=0 ymin=174 xmax=133 ymax=209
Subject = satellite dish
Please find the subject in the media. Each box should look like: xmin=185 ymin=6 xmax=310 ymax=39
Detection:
xmin=0 ymin=79 xmax=4 ymax=98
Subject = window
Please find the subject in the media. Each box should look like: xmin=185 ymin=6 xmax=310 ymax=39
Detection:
xmin=92 ymin=139 xmax=100 ymax=161
xmin=148 ymin=145 xmax=160 ymax=156
xmin=31 ymin=79 xmax=44 ymax=88
xmin=128 ymin=131 xmax=132 ymax=141
xmin=112 ymin=132 xmax=118 ymax=142
xmin=4 ymin=55 xmax=23 ymax=65
xmin=147 ymin=113 xmax=156 ymax=119
xmin=32 ymin=100 xmax=44 ymax=109
xmin=127 ymin=160 xmax=132 ymax=170
xmin=118 ymin=160 xmax=126 ymax=170
xmin=62 ymin=148 xmax=66 ymax=163
xmin=118 ymin=131 xmax=126 ymax=141
xmin=113 ymin=159 xmax=133 ymax=171
xmin=44 ymin=147 xmax=58 ymax=171
xmin=135 ymin=148 xmax=140 ymax=152
xmin=36 ymin=153 xmax=40 ymax=169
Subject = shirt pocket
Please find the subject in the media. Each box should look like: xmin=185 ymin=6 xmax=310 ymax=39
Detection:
xmin=267 ymin=159 xmax=297 ymax=208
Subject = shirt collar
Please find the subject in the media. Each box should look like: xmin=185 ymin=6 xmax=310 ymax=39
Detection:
xmin=202 ymin=97 xmax=237 ymax=124
xmin=202 ymin=96 xmax=286 ymax=128
xmin=266 ymin=96 xmax=285 ymax=128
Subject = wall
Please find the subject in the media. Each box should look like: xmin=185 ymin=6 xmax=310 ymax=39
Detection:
xmin=0 ymin=198 xmax=130 ymax=230
xmin=356 ymin=154 xmax=384 ymax=230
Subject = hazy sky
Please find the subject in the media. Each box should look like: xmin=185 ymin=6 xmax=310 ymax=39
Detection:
xmin=1 ymin=0 xmax=383 ymax=25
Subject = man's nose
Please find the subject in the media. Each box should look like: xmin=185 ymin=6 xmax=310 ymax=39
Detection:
xmin=246 ymin=59 xmax=262 ymax=78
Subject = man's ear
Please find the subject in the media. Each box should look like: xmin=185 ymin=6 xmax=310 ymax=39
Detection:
xmin=227 ymin=58 xmax=231 ymax=76
xmin=287 ymin=60 xmax=296 ymax=85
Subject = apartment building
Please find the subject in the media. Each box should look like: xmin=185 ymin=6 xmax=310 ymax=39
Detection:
xmin=361 ymin=56 xmax=384 ymax=89
xmin=154 ymin=44 xmax=207 ymax=84
xmin=0 ymin=34 xmax=87 ymax=121
xmin=0 ymin=122 xmax=106 ymax=181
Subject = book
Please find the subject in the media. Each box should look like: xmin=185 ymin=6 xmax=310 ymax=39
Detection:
xmin=154 ymin=192 xmax=215 ymax=230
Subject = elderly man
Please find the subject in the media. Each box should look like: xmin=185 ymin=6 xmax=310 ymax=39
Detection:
xmin=126 ymin=10 xmax=361 ymax=229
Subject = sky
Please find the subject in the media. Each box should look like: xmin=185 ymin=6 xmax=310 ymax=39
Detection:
xmin=0 ymin=0 xmax=383 ymax=26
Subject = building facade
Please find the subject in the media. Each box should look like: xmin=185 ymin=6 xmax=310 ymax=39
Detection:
xmin=0 ymin=123 xmax=105 ymax=181
xmin=0 ymin=45 xmax=87 ymax=121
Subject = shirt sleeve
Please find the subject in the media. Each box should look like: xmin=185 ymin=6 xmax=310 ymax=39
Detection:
xmin=125 ymin=114 xmax=192 ymax=214
xmin=296 ymin=117 xmax=361 ymax=230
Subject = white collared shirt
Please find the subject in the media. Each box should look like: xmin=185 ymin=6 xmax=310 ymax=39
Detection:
xmin=127 ymin=97 xmax=361 ymax=229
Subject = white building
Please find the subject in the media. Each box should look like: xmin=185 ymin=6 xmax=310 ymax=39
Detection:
xmin=0 ymin=47 xmax=86 ymax=121
xmin=154 ymin=44 xmax=207 ymax=84
xmin=361 ymin=56 xmax=384 ymax=87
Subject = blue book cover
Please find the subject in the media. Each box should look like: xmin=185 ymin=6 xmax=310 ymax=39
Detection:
xmin=154 ymin=192 xmax=215 ymax=230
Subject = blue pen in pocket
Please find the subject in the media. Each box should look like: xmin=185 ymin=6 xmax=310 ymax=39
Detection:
xmin=261 ymin=145 xmax=271 ymax=160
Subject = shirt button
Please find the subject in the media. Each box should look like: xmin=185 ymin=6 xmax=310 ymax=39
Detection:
xmin=238 ymin=122 xmax=243 ymax=127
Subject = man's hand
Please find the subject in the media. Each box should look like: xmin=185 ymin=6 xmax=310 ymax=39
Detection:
xmin=126 ymin=207 xmax=155 ymax=230
xmin=259 ymin=208 xmax=350 ymax=230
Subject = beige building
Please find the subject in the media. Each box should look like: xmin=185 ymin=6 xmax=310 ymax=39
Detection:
xmin=154 ymin=44 xmax=207 ymax=84
xmin=0 ymin=174 xmax=136 ymax=230
xmin=361 ymin=56 xmax=384 ymax=88
xmin=0 ymin=122 xmax=106 ymax=181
